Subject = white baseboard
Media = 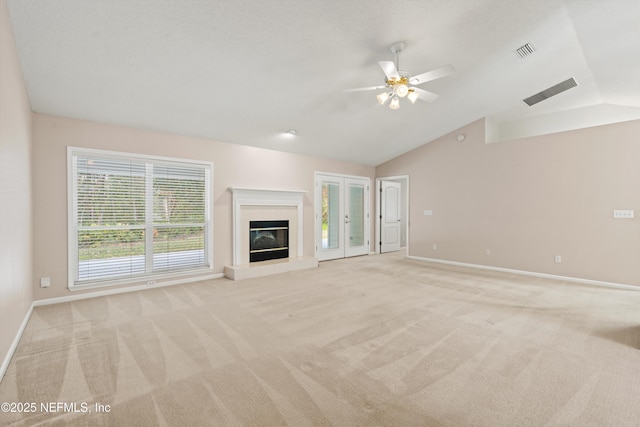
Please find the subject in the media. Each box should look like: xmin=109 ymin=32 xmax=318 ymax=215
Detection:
xmin=0 ymin=303 xmax=33 ymax=383
xmin=406 ymin=256 xmax=640 ymax=292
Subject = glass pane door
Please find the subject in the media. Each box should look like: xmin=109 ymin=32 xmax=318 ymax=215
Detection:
xmin=345 ymin=178 xmax=369 ymax=257
xmin=316 ymin=174 xmax=369 ymax=261
xmin=322 ymin=182 xmax=340 ymax=250
xmin=348 ymin=184 xmax=364 ymax=246
xmin=316 ymin=175 xmax=344 ymax=260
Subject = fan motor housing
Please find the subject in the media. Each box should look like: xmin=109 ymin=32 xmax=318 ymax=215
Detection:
xmin=386 ymin=75 xmax=409 ymax=86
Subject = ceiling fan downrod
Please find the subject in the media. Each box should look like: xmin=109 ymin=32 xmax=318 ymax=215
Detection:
xmin=390 ymin=41 xmax=405 ymax=74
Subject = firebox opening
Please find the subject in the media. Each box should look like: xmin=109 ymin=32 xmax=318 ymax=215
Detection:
xmin=249 ymin=220 xmax=289 ymax=262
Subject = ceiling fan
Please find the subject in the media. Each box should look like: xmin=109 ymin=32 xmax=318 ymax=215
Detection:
xmin=348 ymin=42 xmax=455 ymax=109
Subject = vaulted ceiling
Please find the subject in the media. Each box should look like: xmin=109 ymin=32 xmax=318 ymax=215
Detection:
xmin=7 ymin=0 xmax=640 ymax=166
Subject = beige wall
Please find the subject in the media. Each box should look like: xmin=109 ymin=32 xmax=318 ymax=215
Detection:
xmin=376 ymin=118 xmax=640 ymax=286
xmin=0 ymin=0 xmax=33 ymax=374
xmin=32 ymin=113 xmax=375 ymax=300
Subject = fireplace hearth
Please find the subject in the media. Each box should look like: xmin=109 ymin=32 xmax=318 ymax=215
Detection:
xmin=249 ymin=220 xmax=289 ymax=262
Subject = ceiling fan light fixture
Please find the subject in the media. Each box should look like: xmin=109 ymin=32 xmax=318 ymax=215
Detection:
xmin=377 ymin=92 xmax=390 ymax=105
xmin=396 ymin=84 xmax=409 ymax=97
xmin=348 ymin=42 xmax=455 ymax=111
xmin=389 ymin=96 xmax=400 ymax=110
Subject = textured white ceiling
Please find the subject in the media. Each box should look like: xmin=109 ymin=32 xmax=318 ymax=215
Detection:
xmin=6 ymin=0 xmax=640 ymax=166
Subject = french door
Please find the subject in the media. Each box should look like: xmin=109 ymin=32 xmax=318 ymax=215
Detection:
xmin=315 ymin=173 xmax=370 ymax=261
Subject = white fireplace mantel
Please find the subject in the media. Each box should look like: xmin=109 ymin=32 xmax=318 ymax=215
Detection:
xmin=229 ymin=187 xmax=307 ymax=266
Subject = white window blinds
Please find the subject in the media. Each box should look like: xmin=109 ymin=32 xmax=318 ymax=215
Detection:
xmin=69 ymin=148 xmax=212 ymax=287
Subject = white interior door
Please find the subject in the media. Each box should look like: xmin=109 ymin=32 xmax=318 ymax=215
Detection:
xmin=316 ymin=174 xmax=369 ymax=261
xmin=381 ymin=180 xmax=401 ymax=253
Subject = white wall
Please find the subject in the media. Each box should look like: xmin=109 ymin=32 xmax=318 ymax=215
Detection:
xmin=377 ymin=118 xmax=640 ymax=286
xmin=32 ymin=113 xmax=375 ymax=300
xmin=0 ymin=0 xmax=33 ymax=378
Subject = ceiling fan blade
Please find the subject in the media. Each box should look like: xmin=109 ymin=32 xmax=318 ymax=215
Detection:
xmin=411 ymin=87 xmax=439 ymax=103
xmin=345 ymin=85 xmax=387 ymax=92
xmin=409 ymin=64 xmax=455 ymax=86
xmin=379 ymin=61 xmax=400 ymax=80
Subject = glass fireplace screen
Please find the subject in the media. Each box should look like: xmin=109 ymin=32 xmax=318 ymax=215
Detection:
xmin=249 ymin=220 xmax=289 ymax=262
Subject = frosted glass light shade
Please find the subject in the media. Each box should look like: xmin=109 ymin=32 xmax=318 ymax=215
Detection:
xmin=377 ymin=92 xmax=390 ymax=105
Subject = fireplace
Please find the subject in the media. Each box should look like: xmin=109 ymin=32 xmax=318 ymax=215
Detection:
xmin=226 ymin=187 xmax=316 ymax=280
xmin=249 ymin=220 xmax=289 ymax=262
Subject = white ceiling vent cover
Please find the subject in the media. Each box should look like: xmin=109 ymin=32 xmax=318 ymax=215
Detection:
xmin=516 ymin=43 xmax=536 ymax=58
xmin=523 ymin=77 xmax=578 ymax=107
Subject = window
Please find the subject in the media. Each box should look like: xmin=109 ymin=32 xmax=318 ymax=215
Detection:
xmin=68 ymin=147 xmax=213 ymax=288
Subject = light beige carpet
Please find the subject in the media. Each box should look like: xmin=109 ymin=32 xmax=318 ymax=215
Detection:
xmin=2 ymin=253 xmax=640 ymax=426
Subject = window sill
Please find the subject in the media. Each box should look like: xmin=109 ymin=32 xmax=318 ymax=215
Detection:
xmin=67 ymin=267 xmax=216 ymax=292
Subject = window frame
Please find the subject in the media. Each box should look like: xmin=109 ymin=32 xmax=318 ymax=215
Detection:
xmin=67 ymin=146 xmax=214 ymax=290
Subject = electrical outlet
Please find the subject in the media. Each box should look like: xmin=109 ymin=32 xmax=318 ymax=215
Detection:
xmin=554 ymin=255 xmax=562 ymax=263
xmin=40 ymin=277 xmax=51 ymax=288
xmin=432 ymin=243 xmax=437 ymax=250
xmin=147 ymin=280 xmax=156 ymax=285
xmin=424 ymin=210 xmax=433 ymax=216
xmin=485 ymin=249 xmax=491 ymax=256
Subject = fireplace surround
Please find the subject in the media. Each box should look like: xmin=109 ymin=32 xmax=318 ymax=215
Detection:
xmin=229 ymin=187 xmax=304 ymax=265
xmin=225 ymin=187 xmax=317 ymax=280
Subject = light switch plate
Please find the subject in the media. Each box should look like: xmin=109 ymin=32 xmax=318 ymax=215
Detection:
xmin=613 ymin=210 xmax=634 ymax=219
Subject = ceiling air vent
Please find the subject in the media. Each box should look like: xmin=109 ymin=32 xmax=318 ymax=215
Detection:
xmin=515 ymin=43 xmax=536 ymax=58
xmin=522 ymin=77 xmax=578 ymax=107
